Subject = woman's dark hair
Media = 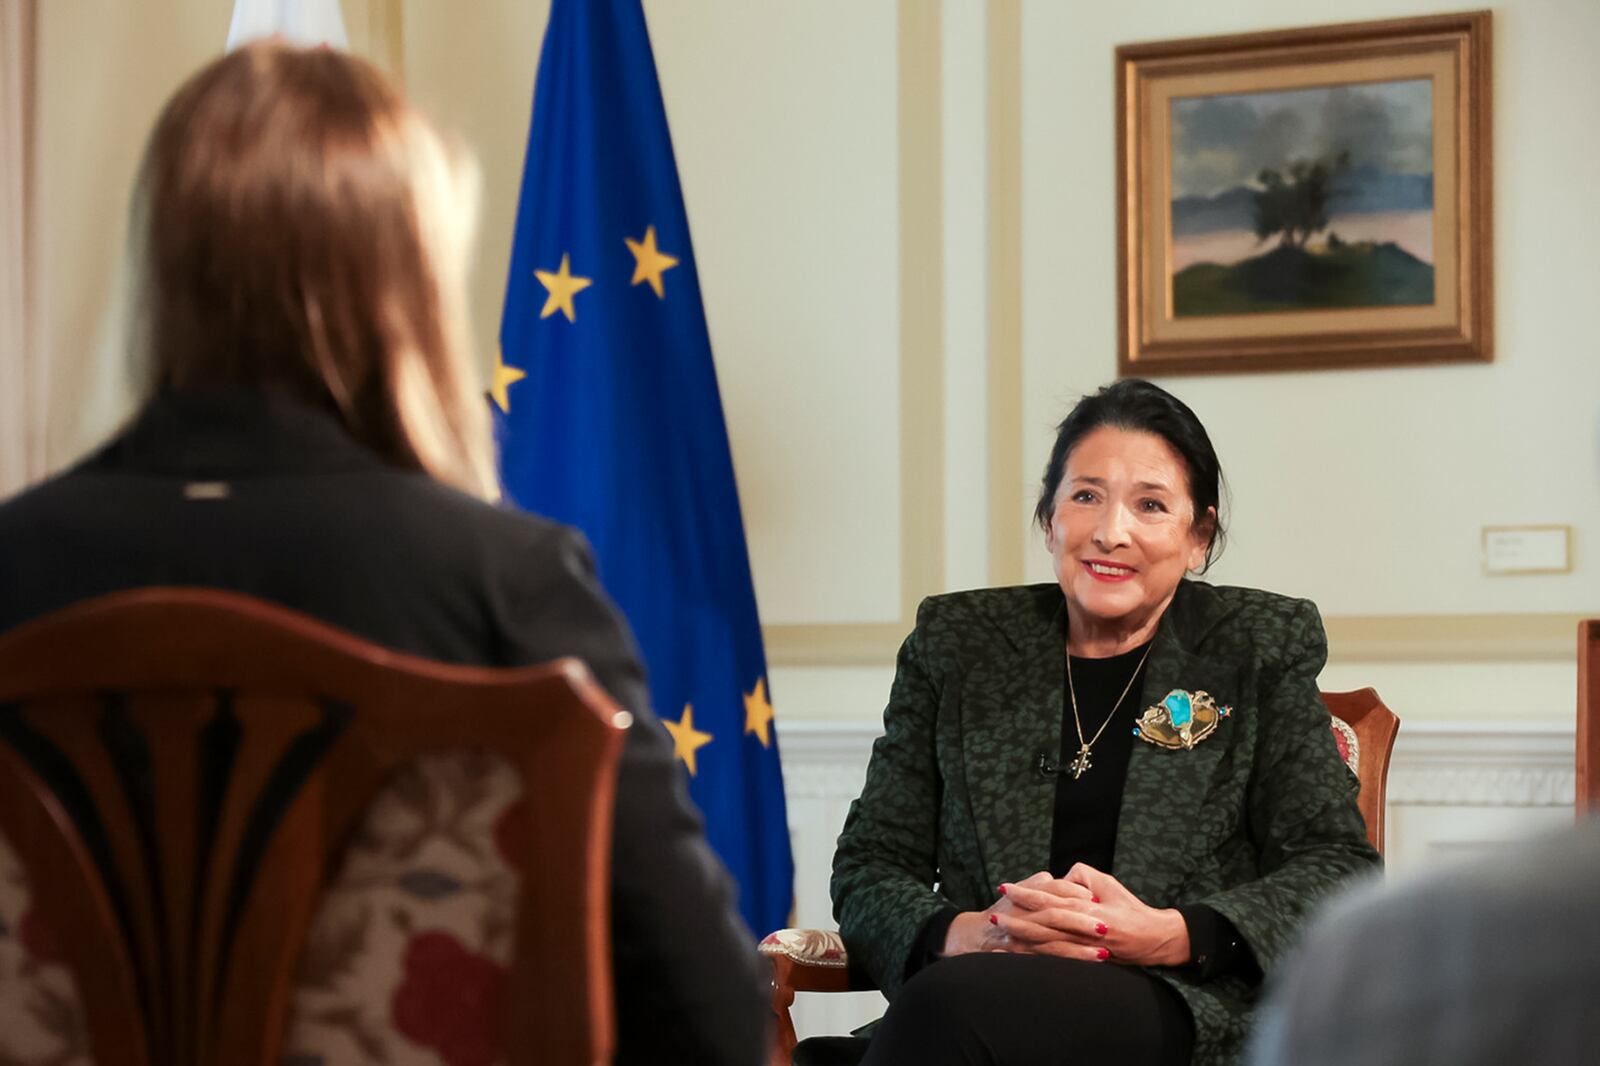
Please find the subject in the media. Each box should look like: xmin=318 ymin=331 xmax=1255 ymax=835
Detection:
xmin=1034 ymin=378 xmax=1227 ymax=571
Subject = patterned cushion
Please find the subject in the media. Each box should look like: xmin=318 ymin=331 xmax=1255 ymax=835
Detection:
xmin=0 ymin=749 xmax=522 ymax=1066
xmin=1330 ymin=717 xmax=1361 ymax=776
xmin=0 ymin=828 xmax=92 ymax=1065
xmin=283 ymin=749 xmax=526 ymax=1066
xmin=759 ymin=928 xmax=849 ymax=968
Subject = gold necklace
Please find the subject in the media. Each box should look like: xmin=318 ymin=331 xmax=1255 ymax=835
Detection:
xmin=1066 ymin=641 xmax=1154 ymax=779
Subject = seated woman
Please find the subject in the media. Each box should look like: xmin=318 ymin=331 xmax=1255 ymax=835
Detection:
xmin=830 ymin=379 xmax=1379 ymax=1066
xmin=0 ymin=43 xmax=764 ymax=1064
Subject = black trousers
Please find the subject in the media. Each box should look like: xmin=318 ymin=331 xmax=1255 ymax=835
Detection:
xmin=858 ymin=954 xmax=1195 ymax=1066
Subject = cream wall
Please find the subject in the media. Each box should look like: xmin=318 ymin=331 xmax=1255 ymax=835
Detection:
xmin=1021 ymin=0 xmax=1600 ymax=619
xmin=31 ymin=0 xmax=1597 ymax=731
xmin=34 ymin=1 xmax=402 ymax=460
xmin=410 ymin=1 xmax=913 ymax=629
xmin=1017 ymin=0 xmax=1599 ymax=726
xmin=38 ymin=0 xmax=227 ymax=462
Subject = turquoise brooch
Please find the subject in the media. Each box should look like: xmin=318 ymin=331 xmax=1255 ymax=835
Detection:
xmin=1133 ymin=689 xmax=1231 ymax=750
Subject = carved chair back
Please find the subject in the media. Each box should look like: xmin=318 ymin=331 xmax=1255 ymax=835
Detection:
xmin=0 ymin=588 xmax=625 ymax=1066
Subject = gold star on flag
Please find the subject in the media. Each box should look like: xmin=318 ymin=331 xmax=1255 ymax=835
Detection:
xmin=624 ymin=225 xmax=679 ymax=299
xmin=744 ymin=677 xmax=776 ymax=747
xmin=663 ymin=703 xmax=713 ymax=776
xmin=489 ymin=350 xmax=526 ymax=413
xmin=534 ymin=253 xmax=593 ymax=322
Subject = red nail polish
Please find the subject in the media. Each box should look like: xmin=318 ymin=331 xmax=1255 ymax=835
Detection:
xmin=997 ymin=884 xmax=1007 ymax=896
xmin=1096 ymin=948 xmax=1109 ymax=960
xmin=989 ymin=914 xmax=999 ymax=925
xmin=1095 ymin=922 xmax=1108 ymax=936
xmin=1091 ymin=896 xmax=1101 ymax=904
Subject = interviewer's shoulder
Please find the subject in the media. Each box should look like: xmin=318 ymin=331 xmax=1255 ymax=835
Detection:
xmin=0 ymin=459 xmax=94 ymax=531
xmin=345 ymin=471 xmax=608 ymax=612
xmin=382 ymin=472 xmax=586 ymax=556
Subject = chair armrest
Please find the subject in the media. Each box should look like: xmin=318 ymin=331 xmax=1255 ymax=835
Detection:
xmin=760 ymin=928 xmax=866 ymax=1064
xmin=760 ymin=928 xmax=853 ymax=991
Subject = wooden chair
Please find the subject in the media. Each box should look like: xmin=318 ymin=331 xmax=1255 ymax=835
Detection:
xmin=1319 ymin=687 xmax=1401 ymax=854
xmin=1579 ymin=620 xmax=1599 ymax=815
xmin=761 ymin=688 xmax=1400 ymax=1066
xmin=0 ymin=587 xmax=628 ymax=1066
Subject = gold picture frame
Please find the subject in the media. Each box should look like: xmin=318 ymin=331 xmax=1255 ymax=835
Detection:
xmin=1116 ymin=11 xmax=1492 ymax=375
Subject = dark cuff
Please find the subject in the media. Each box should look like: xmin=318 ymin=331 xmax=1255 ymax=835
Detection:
xmin=1176 ymin=904 xmax=1260 ymax=982
xmin=905 ymin=907 xmax=961 ymax=981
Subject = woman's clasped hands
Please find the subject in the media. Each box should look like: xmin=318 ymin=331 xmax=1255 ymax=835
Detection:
xmin=943 ymin=863 xmax=1190 ymax=967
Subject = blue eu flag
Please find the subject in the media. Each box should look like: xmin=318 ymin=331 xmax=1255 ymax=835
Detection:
xmin=494 ymin=0 xmax=794 ymax=937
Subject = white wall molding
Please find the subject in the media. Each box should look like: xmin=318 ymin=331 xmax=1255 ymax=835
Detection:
xmin=783 ymin=756 xmax=877 ymax=803
xmin=1388 ymin=720 xmax=1574 ymax=807
xmin=779 ymin=722 xmax=878 ymax=764
xmin=780 ymin=718 xmax=1578 ymax=809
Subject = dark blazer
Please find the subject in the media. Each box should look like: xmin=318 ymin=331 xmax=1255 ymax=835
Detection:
xmin=831 ymin=580 xmax=1380 ymax=1066
xmin=0 ymin=389 xmax=767 ymax=1065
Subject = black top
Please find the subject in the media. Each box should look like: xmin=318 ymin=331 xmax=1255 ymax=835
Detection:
xmin=0 ymin=389 xmax=767 ymax=1065
xmin=906 ymin=639 xmax=1255 ymax=983
xmin=1049 ymin=642 xmax=1151 ymax=876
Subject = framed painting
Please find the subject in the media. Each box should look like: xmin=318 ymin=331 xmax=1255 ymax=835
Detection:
xmin=1116 ymin=12 xmax=1491 ymax=375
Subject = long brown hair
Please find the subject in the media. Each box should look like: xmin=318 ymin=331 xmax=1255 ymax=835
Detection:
xmin=126 ymin=42 xmax=496 ymax=498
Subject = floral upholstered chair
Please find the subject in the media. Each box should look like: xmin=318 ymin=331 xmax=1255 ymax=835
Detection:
xmin=0 ymin=751 xmax=540 ymax=1066
xmin=0 ymin=589 xmax=626 ymax=1066
xmin=283 ymin=750 xmax=527 ymax=1066
xmin=0 ymin=829 xmax=91 ymax=1066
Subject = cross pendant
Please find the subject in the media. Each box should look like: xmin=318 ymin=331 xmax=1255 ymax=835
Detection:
xmin=1069 ymin=745 xmax=1092 ymax=779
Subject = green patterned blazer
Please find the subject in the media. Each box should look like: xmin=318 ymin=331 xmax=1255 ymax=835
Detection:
xmin=831 ymin=579 xmax=1380 ymax=1066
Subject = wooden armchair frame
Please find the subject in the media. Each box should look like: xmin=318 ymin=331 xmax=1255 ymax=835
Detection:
xmin=1579 ymin=620 xmax=1599 ymax=814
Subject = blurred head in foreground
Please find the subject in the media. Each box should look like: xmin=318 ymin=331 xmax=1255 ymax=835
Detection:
xmin=124 ymin=42 xmax=495 ymax=498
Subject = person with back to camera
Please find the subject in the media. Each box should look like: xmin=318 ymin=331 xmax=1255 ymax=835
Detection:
xmin=0 ymin=42 xmax=764 ymax=1064
xmin=1248 ymin=816 xmax=1600 ymax=1066
xmin=825 ymin=379 xmax=1381 ymax=1066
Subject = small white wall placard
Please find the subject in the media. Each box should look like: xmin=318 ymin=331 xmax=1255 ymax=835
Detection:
xmin=1482 ymin=525 xmax=1571 ymax=575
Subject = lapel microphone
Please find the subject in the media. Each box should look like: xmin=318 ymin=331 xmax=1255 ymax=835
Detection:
xmin=1035 ymin=752 xmax=1064 ymax=778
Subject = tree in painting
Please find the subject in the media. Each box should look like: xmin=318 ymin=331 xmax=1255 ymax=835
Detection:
xmin=1251 ymin=151 xmax=1350 ymax=249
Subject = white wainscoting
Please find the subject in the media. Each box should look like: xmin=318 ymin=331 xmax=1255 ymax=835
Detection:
xmin=1383 ymin=721 xmax=1576 ymax=876
xmin=773 ymin=718 xmax=1578 ymax=1042
xmin=776 ymin=723 xmax=884 ymax=1040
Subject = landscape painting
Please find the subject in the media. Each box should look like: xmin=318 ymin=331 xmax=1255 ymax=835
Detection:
xmin=1115 ymin=12 xmax=1491 ymax=375
xmin=1169 ymin=79 xmax=1435 ymax=317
